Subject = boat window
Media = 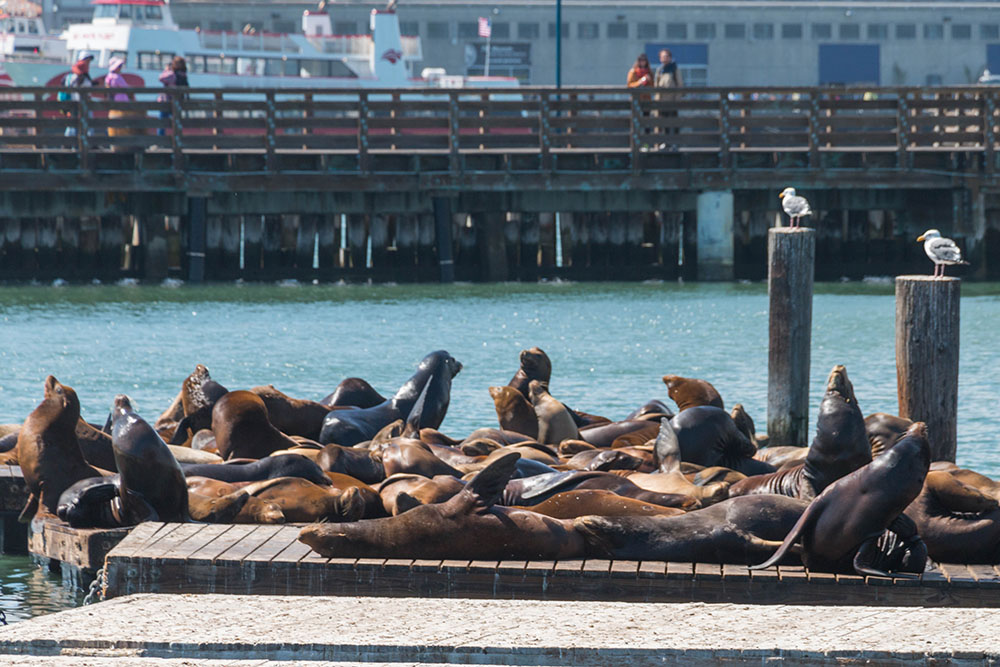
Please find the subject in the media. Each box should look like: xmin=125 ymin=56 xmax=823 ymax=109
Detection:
xmin=145 ymin=5 xmax=162 ymax=20
xmin=237 ymin=57 xmax=265 ymax=76
xmin=204 ymin=56 xmax=222 ymax=73
xmin=110 ymin=50 xmax=128 ymax=65
xmin=28 ymin=20 xmax=39 ymax=34
xmin=187 ymin=55 xmax=205 ymax=73
xmin=119 ymin=4 xmax=132 ymax=19
xmin=283 ymin=59 xmax=298 ymax=76
xmin=299 ymin=59 xmax=329 ymax=77
xmin=328 ymin=61 xmax=358 ymax=78
xmin=16 ymin=19 xmax=25 ymax=33
xmin=94 ymin=5 xmax=117 ymax=19
xmin=221 ymin=57 xmax=237 ymax=74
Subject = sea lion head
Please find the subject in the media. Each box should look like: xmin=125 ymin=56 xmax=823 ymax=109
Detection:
xmin=527 ymin=380 xmax=549 ymax=405
xmin=420 ymin=350 xmax=463 ymax=378
xmin=43 ymin=376 xmax=81 ymax=427
xmin=730 ymin=404 xmax=756 ymax=442
xmin=825 ymin=365 xmax=857 ymax=404
xmin=519 ymin=347 xmax=552 ymax=381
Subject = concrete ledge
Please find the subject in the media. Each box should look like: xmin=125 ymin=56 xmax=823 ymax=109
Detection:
xmin=0 ymin=594 xmax=997 ymax=665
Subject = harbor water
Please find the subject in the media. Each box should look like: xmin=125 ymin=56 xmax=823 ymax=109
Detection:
xmin=0 ymin=279 xmax=997 ymax=619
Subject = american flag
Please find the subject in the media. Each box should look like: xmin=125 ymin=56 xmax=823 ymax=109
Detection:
xmin=478 ymin=16 xmax=491 ymax=38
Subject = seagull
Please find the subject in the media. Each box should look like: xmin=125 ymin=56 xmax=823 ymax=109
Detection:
xmin=779 ymin=187 xmax=812 ymax=228
xmin=917 ymin=229 xmax=969 ymax=278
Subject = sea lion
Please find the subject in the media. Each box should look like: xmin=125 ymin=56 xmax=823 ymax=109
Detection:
xmin=662 ymin=375 xmax=724 ymax=412
xmin=754 ymin=446 xmax=809 ymax=469
xmin=729 ymin=365 xmax=870 ymax=500
xmin=513 ymin=489 xmax=686 ymax=520
xmin=380 ymin=440 xmax=463 ymax=479
xmin=501 ymin=469 xmax=699 ymax=510
xmin=187 ymin=489 xmax=253 ymax=523
xmin=943 ymin=468 xmax=1000 ymax=502
xmin=212 ymin=390 xmax=302 ymax=460
xmin=0 ymin=431 xmax=17 ymax=455
xmin=299 ymin=452 xmax=587 ymax=560
xmin=752 ymin=422 xmax=931 ymax=576
xmin=169 ymin=364 xmax=229 ymax=445
xmin=181 ymin=453 xmax=332 ymax=488
xmin=153 ymin=388 xmax=185 ymax=437
xmin=320 ymin=377 xmax=388 ymax=409
xmin=730 ymin=404 xmax=757 ymax=444
xmin=669 ymin=406 xmax=774 ymax=476
xmin=488 ymin=386 xmax=539 ymax=439
xmin=238 ymin=477 xmax=382 ymax=522
xmin=319 ymin=351 xmax=462 ymax=446
xmin=17 ymin=376 xmax=104 ymax=521
xmin=75 ymin=419 xmax=118 ymax=471
xmin=904 ymin=470 xmax=1000 ymax=564
xmin=563 ymin=448 xmax=647 ymax=472
xmin=168 ymin=445 xmax=222 ymax=465
xmin=377 ymin=473 xmax=467 ymax=515
xmin=866 ymin=413 xmax=913 ymax=457
xmin=577 ymin=420 xmax=658 ymax=449
xmin=507 ymin=347 xmax=552 ymax=399
xmin=577 ymin=495 xmax=809 ymax=562
xmin=529 ymin=381 xmax=579 ymax=445
xmin=185 ymin=476 xmax=286 ymax=524
xmin=249 ymin=385 xmax=332 ymax=441
xmin=624 ymin=399 xmax=675 ymax=421
xmin=315 ymin=443 xmax=385 ymax=484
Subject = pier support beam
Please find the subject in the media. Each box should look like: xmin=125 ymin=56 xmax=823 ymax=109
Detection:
xmin=186 ymin=197 xmax=206 ymax=283
xmin=474 ymin=211 xmax=509 ymax=282
xmin=767 ymin=227 xmax=815 ymax=447
xmin=432 ymin=197 xmax=455 ymax=283
xmin=142 ymin=217 xmax=168 ymax=282
xmin=895 ymin=276 xmax=961 ymax=462
xmin=696 ymin=191 xmax=734 ymax=281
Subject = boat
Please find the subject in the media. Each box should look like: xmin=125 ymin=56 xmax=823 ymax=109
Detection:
xmin=0 ymin=0 xmax=67 ymax=91
xmin=0 ymin=0 xmax=517 ymax=90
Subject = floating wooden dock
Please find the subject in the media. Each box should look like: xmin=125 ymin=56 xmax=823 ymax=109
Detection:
xmin=0 ymin=465 xmax=28 ymax=555
xmin=28 ymin=517 xmax=131 ymax=587
xmin=101 ymin=522 xmax=1000 ymax=607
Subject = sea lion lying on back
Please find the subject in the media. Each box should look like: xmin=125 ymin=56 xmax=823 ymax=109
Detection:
xmin=904 ymin=470 xmax=1000 ymax=564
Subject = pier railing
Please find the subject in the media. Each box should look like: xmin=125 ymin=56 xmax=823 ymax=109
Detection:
xmin=0 ymin=85 xmax=996 ymax=171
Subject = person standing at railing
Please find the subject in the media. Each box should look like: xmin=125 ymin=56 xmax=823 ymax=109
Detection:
xmin=61 ymin=53 xmax=94 ymax=137
xmin=654 ymin=48 xmax=683 ymax=145
xmin=105 ymin=57 xmax=136 ymax=149
xmin=157 ymin=56 xmax=188 ymax=137
xmin=627 ymin=54 xmax=654 ymax=141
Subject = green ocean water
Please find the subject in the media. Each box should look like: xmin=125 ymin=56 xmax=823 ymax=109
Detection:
xmin=0 ymin=280 xmax=997 ymax=619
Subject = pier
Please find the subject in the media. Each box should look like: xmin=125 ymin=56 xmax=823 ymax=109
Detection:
xmin=1 ymin=85 xmax=999 ymax=282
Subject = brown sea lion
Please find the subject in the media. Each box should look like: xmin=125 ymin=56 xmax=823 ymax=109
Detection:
xmin=299 ymin=452 xmax=587 ymax=560
xmin=507 ymin=347 xmax=552 ymax=399
xmin=943 ymin=468 xmax=1000 ymax=501
xmin=662 ymin=375 xmax=724 ymax=412
xmin=187 ymin=490 xmax=252 ymax=523
xmin=563 ymin=448 xmax=647 ymax=472
xmin=730 ymin=404 xmax=757 ymax=444
xmin=212 ymin=390 xmax=302 ymax=460
xmin=730 ymin=365 xmax=870 ymax=500
xmin=240 ymin=477 xmax=382 ymax=522
xmin=903 ymin=470 xmax=1000 ymax=563
xmin=249 ymin=385 xmax=332 ymax=441
xmin=320 ymin=377 xmax=387 ymax=409
xmin=180 ymin=453 xmax=332 ymax=488
xmin=75 ymin=419 xmax=118 ymax=471
xmin=380 ymin=439 xmax=463 ymax=479
xmin=577 ymin=495 xmax=808 ymax=563
xmin=559 ymin=440 xmax=597 ymax=456
xmin=316 ymin=443 xmax=385 ymax=484
xmin=17 ymin=376 xmax=104 ymax=521
xmin=377 ymin=473 xmax=467 ymax=515
xmin=488 ymin=386 xmax=539 ymax=439
xmin=513 ymin=489 xmax=686 ymax=520
xmin=754 ymin=446 xmax=809 ymax=469
xmin=185 ymin=476 xmax=286 ymax=524
xmin=153 ymin=388 xmax=185 ymax=436
xmin=501 ymin=469 xmax=699 ymax=510
xmin=169 ymin=364 xmax=229 ymax=445
xmin=529 ymin=381 xmax=579 ymax=445
xmin=668 ymin=406 xmax=774 ymax=476
xmin=752 ymin=422 xmax=931 ymax=576
xmin=866 ymin=413 xmax=914 ymax=458
xmin=578 ymin=420 xmax=659 ymax=449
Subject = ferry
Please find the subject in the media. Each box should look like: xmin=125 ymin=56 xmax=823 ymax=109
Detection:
xmin=0 ymin=0 xmax=517 ymax=89
xmin=0 ymin=0 xmax=67 ymax=89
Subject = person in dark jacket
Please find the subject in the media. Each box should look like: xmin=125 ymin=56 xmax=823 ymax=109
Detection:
xmin=157 ymin=56 xmax=188 ymax=137
xmin=62 ymin=53 xmax=94 ymax=137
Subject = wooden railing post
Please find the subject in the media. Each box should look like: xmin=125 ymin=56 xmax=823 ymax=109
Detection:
xmin=983 ymin=91 xmax=996 ymax=174
xmin=539 ymin=90 xmax=552 ymax=171
xmin=629 ymin=89 xmax=641 ymax=171
xmin=448 ymin=91 xmax=459 ymax=176
xmin=170 ymin=90 xmax=183 ymax=172
xmin=77 ymin=90 xmax=90 ymax=172
xmin=358 ymin=91 xmax=370 ymax=174
xmin=897 ymin=92 xmax=911 ymax=169
xmin=718 ymin=92 xmax=731 ymax=169
xmin=807 ymin=91 xmax=820 ymax=169
xmin=265 ymin=91 xmax=276 ymax=172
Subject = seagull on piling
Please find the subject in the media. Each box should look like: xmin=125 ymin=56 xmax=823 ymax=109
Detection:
xmin=779 ymin=187 xmax=812 ymax=228
xmin=917 ymin=229 xmax=969 ymax=278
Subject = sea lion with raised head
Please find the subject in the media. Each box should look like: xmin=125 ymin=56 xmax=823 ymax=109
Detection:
xmin=529 ymin=381 xmax=579 ymax=445
xmin=669 ymin=406 xmax=774 ymax=476
xmin=488 ymin=386 xmax=539 ymax=439
xmin=249 ymin=385 xmax=332 ymax=441
xmin=212 ymin=390 xmax=303 ymax=460
xmin=169 ymin=364 xmax=229 ymax=445
xmin=507 ymin=347 xmax=552 ymax=399
xmin=662 ymin=375 xmax=724 ymax=412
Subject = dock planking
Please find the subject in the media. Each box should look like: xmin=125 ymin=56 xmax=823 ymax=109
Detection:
xmin=102 ymin=521 xmax=1000 ymax=607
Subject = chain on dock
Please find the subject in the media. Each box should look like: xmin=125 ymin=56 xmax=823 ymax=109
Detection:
xmin=82 ymin=567 xmax=106 ymax=606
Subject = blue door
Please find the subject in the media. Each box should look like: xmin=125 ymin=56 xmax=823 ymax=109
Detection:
xmin=987 ymin=44 xmax=1000 ymax=73
xmin=819 ymin=44 xmax=880 ymax=85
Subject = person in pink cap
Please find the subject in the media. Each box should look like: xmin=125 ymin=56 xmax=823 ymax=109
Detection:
xmin=104 ymin=57 xmax=135 ymax=144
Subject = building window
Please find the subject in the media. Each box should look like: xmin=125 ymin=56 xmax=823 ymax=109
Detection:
xmin=458 ymin=22 xmax=477 ymax=38
xmin=982 ymin=25 xmax=1000 ymax=40
xmin=839 ymin=24 xmax=860 ymax=39
xmin=491 ymin=22 xmax=509 ymax=39
xmin=752 ymin=23 xmax=773 ymax=40
xmin=926 ymin=73 xmax=942 ymax=85
xmin=518 ymin=22 xmax=539 ymax=39
xmin=666 ymin=23 xmax=687 ymax=40
xmin=548 ymin=22 xmax=569 ymax=38
xmin=334 ymin=21 xmax=356 ymax=34
xmin=952 ymin=24 xmax=971 ymax=40
xmin=400 ymin=21 xmax=418 ymax=35
xmin=637 ymin=22 xmax=658 ymax=39
xmin=209 ymin=21 xmax=231 ymax=31
xmin=896 ymin=23 xmax=916 ymax=39
xmin=607 ymin=22 xmax=628 ymax=39
xmin=924 ymin=24 xmax=944 ymax=40
xmin=578 ymin=22 xmax=598 ymax=39
xmin=427 ymin=21 xmax=449 ymax=39
xmin=724 ymin=23 xmax=745 ymax=39
xmin=781 ymin=23 xmax=802 ymax=39
xmin=694 ymin=23 xmax=716 ymax=39
xmin=811 ymin=23 xmax=831 ymax=39
xmin=867 ymin=24 xmax=887 ymax=39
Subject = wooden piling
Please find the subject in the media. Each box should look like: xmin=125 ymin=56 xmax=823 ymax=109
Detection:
xmin=475 ymin=211 xmax=508 ymax=282
xmin=767 ymin=227 xmax=815 ymax=446
xmin=243 ymin=215 xmax=263 ymax=276
xmin=142 ymin=217 xmax=169 ymax=281
xmin=895 ymin=276 xmax=961 ymax=462
xmin=98 ymin=216 xmax=123 ymax=281
xmin=346 ymin=214 xmax=367 ymax=271
xmin=519 ymin=212 xmax=540 ymax=280
xmin=186 ymin=198 xmax=207 ymax=283
xmin=296 ymin=214 xmax=319 ymax=275
xmin=261 ymin=215 xmax=282 ymax=277
xmin=316 ymin=214 xmax=339 ymax=277
xmin=219 ymin=215 xmax=242 ymax=280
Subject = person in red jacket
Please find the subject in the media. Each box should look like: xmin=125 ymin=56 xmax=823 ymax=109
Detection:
xmin=626 ymin=53 xmax=653 ymax=88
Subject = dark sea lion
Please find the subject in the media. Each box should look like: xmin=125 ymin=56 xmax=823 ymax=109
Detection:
xmin=181 ymin=453 xmax=331 ymax=488
xmin=578 ymin=420 xmax=659 ymax=449
xmin=669 ymin=406 xmax=774 ymax=476
xmin=75 ymin=419 xmax=118 ymax=471
xmin=212 ymin=390 xmax=302 ymax=460
xmin=559 ymin=440 xmax=596 ymax=455
xmin=625 ymin=399 xmax=675 ymax=422
xmin=299 ymin=452 xmax=587 ymax=560
xmin=57 ymin=478 xmax=121 ymax=528
xmin=320 ymin=377 xmax=388 ymax=409
xmin=488 ymin=386 xmax=539 ymax=439
xmin=169 ymin=364 xmax=229 ymax=445
xmin=249 ymin=385 xmax=332 ymax=441
xmin=319 ymin=351 xmax=462 ymax=446
xmin=529 ymin=381 xmax=579 ymax=445
xmin=730 ymin=365 xmax=870 ymax=500
xmin=111 ymin=394 xmax=189 ymax=523
xmin=185 ymin=476 xmax=286 ymax=523
xmin=753 ymin=422 xmax=931 ymax=576
xmin=625 ymin=418 xmax=730 ymax=505
xmin=507 ymin=347 xmax=552 ymax=399
xmin=662 ymin=375 xmax=724 ymax=412
xmin=577 ymin=495 xmax=807 ymax=562
xmin=17 ymin=376 xmax=104 ymax=521
xmin=866 ymin=413 xmax=914 ymax=458
xmin=377 ymin=473 xmax=467 ymax=515
xmin=315 ymin=443 xmax=385 ymax=484
xmin=729 ymin=404 xmax=757 ymax=444
xmin=501 ymin=470 xmax=699 ymax=510
xmin=0 ymin=431 xmax=18 ymax=454
xmin=904 ymin=470 xmax=1000 ymax=564
xmin=239 ymin=477 xmax=381 ymax=522
xmin=514 ymin=489 xmax=686 ymax=520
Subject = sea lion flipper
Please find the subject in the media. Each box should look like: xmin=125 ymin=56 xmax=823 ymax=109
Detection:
xmin=403 ymin=380 xmax=431 ymax=437
xmin=168 ymin=416 xmax=191 ymax=445
xmin=654 ymin=417 xmax=681 ymax=474
xmin=852 ymin=537 xmax=892 ymax=578
xmin=749 ymin=496 xmax=821 ymax=570
xmin=17 ymin=492 xmax=39 ymax=524
xmin=464 ymin=451 xmax=521 ymax=513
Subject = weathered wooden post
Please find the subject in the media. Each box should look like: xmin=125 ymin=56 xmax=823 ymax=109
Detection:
xmin=186 ymin=197 xmax=207 ymax=283
xmin=767 ymin=227 xmax=815 ymax=446
xmin=432 ymin=197 xmax=454 ymax=283
xmin=895 ymin=276 xmax=961 ymax=461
